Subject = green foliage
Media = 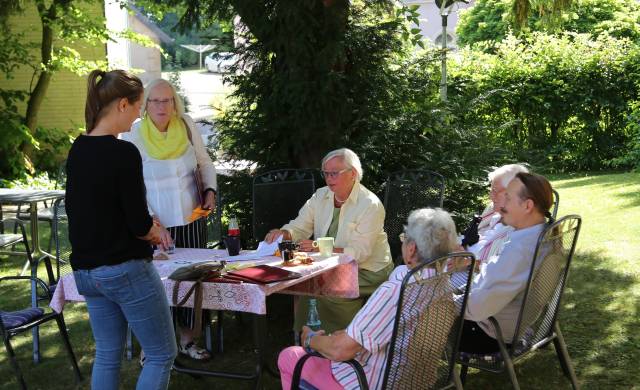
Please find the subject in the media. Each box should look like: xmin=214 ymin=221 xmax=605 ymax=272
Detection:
xmin=30 ymin=126 xmax=80 ymax=177
xmin=0 ymin=0 xmax=153 ymax=180
xmin=456 ymin=0 xmax=512 ymax=47
xmin=457 ymin=0 xmax=640 ymax=47
xmin=0 ymin=25 xmax=36 ymax=180
xmin=450 ymin=32 xmax=640 ymax=171
xmin=607 ymin=100 xmax=640 ymax=170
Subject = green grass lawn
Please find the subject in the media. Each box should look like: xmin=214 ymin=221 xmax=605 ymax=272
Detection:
xmin=1 ymin=171 xmax=638 ymax=389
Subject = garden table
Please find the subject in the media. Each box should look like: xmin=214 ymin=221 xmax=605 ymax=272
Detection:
xmin=0 ymin=189 xmax=64 ymax=276
xmin=50 ymin=248 xmax=359 ymax=388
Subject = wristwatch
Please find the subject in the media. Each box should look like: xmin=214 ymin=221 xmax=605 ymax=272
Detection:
xmin=304 ymin=331 xmax=316 ymax=353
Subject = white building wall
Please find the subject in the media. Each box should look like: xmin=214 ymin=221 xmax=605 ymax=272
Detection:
xmin=104 ymin=0 xmax=130 ymax=69
xmin=404 ymin=0 xmax=475 ymax=48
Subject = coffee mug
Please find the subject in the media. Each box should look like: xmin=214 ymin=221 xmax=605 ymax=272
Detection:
xmin=312 ymin=237 xmax=334 ymax=256
xmin=223 ymin=236 xmax=241 ymax=256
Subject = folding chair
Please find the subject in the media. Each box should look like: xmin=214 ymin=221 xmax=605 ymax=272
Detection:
xmin=291 ymin=252 xmax=476 ymax=390
xmin=1 ymin=274 xmax=82 ymax=389
xmin=458 ymin=215 xmax=582 ymax=389
xmin=383 ymin=169 xmax=445 ymax=263
xmin=252 ymin=169 xmax=317 ymax=241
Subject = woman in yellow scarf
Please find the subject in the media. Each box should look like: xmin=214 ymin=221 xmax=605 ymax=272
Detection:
xmin=121 ymin=79 xmax=218 ymax=362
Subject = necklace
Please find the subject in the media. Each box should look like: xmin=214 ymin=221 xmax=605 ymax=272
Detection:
xmin=334 ymin=194 xmax=347 ymax=204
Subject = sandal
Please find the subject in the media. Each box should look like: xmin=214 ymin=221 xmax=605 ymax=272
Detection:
xmin=139 ymin=351 xmax=146 ymax=368
xmin=179 ymin=341 xmax=211 ymax=360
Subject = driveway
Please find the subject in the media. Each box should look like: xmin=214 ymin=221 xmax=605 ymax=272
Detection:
xmin=162 ymin=69 xmax=231 ymax=121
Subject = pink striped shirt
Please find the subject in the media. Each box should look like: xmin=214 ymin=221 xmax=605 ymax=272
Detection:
xmin=331 ymin=265 xmax=435 ymax=390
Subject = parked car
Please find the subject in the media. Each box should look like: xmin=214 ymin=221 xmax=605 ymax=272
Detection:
xmin=205 ymin=52 xmax=236 ymax=73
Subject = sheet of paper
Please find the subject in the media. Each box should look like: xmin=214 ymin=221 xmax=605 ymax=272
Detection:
xmin=254 ymin=235 xmax=283 ymax=257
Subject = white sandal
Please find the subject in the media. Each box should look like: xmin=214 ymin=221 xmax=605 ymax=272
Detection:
xmin=179 ymin=342 xmax=211 ymax=360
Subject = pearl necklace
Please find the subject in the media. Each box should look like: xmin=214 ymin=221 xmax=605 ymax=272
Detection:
xmin=334 ymin=195 xmax=347 ymax=204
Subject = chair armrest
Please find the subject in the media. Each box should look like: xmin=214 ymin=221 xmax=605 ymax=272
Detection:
xmin=0 ymin=275 xmax=52 ymax=298
xmin=290 ymin=351 xmax=369 ymax=390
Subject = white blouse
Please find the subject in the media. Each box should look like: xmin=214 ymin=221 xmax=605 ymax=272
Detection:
xmin=121 ymin=115 xmax=217 ymax=228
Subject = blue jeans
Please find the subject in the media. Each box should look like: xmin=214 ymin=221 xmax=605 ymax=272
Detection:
xmin=74 ymin=259 xmax=177 ymax=390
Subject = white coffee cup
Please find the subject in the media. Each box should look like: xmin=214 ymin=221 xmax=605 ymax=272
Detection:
xmin=312 ymin=237 xmax=334 ymax=256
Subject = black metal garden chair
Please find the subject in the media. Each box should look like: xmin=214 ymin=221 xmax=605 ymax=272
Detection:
xmin=252 ymin=169 xmax=317 ymax=242
xmin=383 ymin=169 xmax=445 ymax=263
xmin=457 ymin=215 xmax=582 ymax=390
xmin=291 ymin=252 xmax=477 ymax=390
xmin=551 ymin=189 xmax=560 ymax=219
xmin=1 ymin=275 xmax=82 ymax=390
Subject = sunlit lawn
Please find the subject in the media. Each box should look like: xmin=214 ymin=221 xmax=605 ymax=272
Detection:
xmin=1 ymin=171 xmax=638 ymax=389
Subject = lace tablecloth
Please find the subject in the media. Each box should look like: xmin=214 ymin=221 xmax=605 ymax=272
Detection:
xmin=50 ymin=248 xmax=359 ymax=315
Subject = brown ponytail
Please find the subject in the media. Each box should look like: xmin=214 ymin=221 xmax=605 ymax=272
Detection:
xmin=515 ymin=172 xmax=553 ymax=218
xmin=85 ymin=69 xmax=143 ymax=133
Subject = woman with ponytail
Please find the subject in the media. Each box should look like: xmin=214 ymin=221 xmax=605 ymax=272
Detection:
xmin=65 ymin=69 xmax=177 ymax=390
xmin=121 ymin=78 xmax=217 ymax=361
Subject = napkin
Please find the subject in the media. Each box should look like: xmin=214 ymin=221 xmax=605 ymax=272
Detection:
xmin=255 ymin=235 xmax=283 ymax=257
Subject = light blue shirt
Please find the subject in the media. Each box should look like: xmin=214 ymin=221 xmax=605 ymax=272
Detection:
xmin=464 ymin=223 xmax=545 ymax=342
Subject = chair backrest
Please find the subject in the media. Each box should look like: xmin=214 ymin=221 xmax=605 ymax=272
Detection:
xmin=52 ymin=198 xmax=73 ymax=282
xmin=551 ymin=189 xmax=560 ymax=219
xmin=55 ymin=159 xmax=68 ymax=190
xmin=510 ymin=215 xmax=581 ymax=356
xmin=382 ymin=252 xmax=476 ymax=389
xmin=383 ymin=170 xmax=445 ymax=262
xmin=252 ymin=169 xmax=316 ymax=241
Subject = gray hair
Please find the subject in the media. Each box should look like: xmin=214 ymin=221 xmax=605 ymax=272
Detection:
xmin=140 ymin=79 xmax=185 ymax=118
xmin=404 ymin=208 xmax=458 ymax=262
xmin=488 ymin=164 xmax=529 ymax=188
xmin=321 ymin=148 xmax=363 ymax=181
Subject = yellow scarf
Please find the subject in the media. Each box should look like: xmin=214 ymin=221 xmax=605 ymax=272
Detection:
xmin=139 ymin=114 xmax=189 ymax=160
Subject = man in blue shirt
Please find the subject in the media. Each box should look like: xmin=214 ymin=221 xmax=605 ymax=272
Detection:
xmin=458 ymin=172 xmax=554 ymax=353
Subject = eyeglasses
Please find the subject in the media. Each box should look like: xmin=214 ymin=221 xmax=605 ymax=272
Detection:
xmin=148 ymin=98 xmax=174 ymax=107
xmin=321 ymin=168 xmax=351 ymax=179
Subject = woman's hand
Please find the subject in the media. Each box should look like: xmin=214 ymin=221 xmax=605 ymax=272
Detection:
xmin=301 ymin=325 xmax=325 ymax=349
xmin=202 ymin=190 xmax=216 ymax=210
xmin=265 ymin=229 xmax=291 ymax=243
xmin=140 ymin=222 xmax=162 ymax=245
xmin=157 ymin=226 xmax=174 ymax=251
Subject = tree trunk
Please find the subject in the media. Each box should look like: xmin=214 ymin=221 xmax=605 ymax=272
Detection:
xmin=24 ymin=1 xmax=56 ymax=132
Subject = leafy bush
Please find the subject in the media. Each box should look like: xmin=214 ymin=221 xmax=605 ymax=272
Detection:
xmin=30 ymin=126 xmax=80 ymax=179
xmin=457 ymin=0 xmax=640 ymax=48
xmin=450 ymin=32 xmax=640 ymax=171
xmin=607 ymin=100 xmax=640 ymax=170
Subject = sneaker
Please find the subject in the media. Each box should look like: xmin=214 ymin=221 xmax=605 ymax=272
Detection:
xmin=179 ymin=341 xmax=211 ymax=360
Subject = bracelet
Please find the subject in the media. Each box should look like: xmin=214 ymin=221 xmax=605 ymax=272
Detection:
xmin=303 ymin=331 xmax=316 ymax=353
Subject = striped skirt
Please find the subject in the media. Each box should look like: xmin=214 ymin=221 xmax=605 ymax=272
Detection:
xmin=169 ymin=217 xmax=208 ymax=329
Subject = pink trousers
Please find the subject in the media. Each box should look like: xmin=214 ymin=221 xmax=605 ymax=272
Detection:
xmin=278 ymin=346 xmax=344 ymax=390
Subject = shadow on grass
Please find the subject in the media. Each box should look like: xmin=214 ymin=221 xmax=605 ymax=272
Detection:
xmin=463 ymin=249 xmax=639 ymax=390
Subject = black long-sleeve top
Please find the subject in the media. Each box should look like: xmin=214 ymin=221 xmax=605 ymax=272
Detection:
xmin=65 ymin=135 xmax=153 ymax=270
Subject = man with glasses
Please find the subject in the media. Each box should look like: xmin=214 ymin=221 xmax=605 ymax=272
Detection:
xmin=458 ymin=172 xmax=554 ymax=353
xmin=264 ymin=148 xmax=393 ymax=333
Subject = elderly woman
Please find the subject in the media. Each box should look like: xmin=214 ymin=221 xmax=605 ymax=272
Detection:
xmin=121 ymin=79 xmax=217 ymax=360
xmin=265 ymin=148 xmax=393 ymax=332
xmin=277 ymin=208 xmax=460 ymax=390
